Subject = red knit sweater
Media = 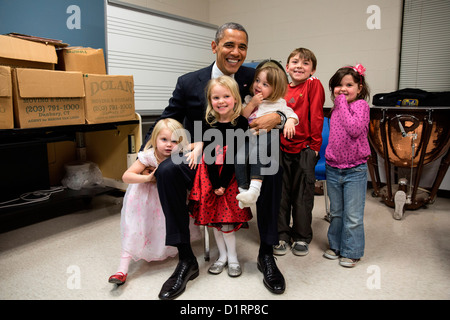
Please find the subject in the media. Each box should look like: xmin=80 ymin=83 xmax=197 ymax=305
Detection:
xmin=280 ymin=77 xmax=325 ymax=153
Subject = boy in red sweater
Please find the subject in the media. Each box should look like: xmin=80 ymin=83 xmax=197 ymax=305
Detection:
xmin=274 ymin=48 xmax=325 ymax=256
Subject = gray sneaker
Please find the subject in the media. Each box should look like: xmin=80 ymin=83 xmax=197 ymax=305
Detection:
xmin=339 ymin=257 xmax=360 ymax=268
xmin=394 ymin=190 xmax=406 ymax=220
xmin=273 ymin=240 xmax=288 ymax=256
xmin=291 ymin=241 xmax=309 ymax=256
xmin=323 ymin=249 xmax=340 ymax=260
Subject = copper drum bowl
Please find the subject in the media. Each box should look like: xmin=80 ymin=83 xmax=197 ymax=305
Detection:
xmin=369 ymin=106 xmax=450 ymax=167
xmin=368 ymin=106 xmax=450 ymax=212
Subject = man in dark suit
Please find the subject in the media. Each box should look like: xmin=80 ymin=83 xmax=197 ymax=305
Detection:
xmin=142 ymin=22 xmax=286 ymax=300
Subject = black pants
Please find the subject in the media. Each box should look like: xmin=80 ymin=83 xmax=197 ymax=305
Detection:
xmin=278 ymin=148 xmax=318 ymax=244
xmin=235 ymin=130 xmax=276 ymax=189
xmin=155 ymin=155 xmax=282 ymax=247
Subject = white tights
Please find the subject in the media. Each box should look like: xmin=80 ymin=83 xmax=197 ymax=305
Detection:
xmin=116 ymin=225 xmax=240 ymax=274
xmin=213 ymin=225 xmax=238 ymax=265
xmin=116 ymin=252 xmax=132 ymax=274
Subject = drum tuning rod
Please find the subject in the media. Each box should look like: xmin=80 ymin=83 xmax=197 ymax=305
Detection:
xmin=397 ymin=117 xmax=407 ymax=137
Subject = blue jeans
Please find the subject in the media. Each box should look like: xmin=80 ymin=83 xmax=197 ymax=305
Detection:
xmin=325 ymin=163 xmax=367 ymax=259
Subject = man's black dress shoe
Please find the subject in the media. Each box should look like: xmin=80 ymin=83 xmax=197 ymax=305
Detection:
xmin=158 ymin=258 xmax=199 ymax=300
xmin=257 ymin=254 xmax=285 ymax=294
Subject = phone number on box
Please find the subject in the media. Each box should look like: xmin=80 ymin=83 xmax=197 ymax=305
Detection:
xmin=25 ymin=104 xmax=81 ymax=114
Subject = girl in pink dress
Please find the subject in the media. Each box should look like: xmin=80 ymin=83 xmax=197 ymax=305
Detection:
xmin=109 ymin=118 xmax=200 ymax=285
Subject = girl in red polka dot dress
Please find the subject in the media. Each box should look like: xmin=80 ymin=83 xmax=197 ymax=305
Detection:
xmin=188 ymin=76 xmax=252 ymax=277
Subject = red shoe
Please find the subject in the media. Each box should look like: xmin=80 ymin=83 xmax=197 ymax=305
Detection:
xmin=108 ymin=272 xmax=127 ymax=285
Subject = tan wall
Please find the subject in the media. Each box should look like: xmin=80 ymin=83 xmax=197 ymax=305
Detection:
xmin=119 ymin=0 xmax=403 ymax=107
xmin=208 ymin=0 xmax=403 ymax=107
xmin=120 ymin=0 xmax=210 ymax=23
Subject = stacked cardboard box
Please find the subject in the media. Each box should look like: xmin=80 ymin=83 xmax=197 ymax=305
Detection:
xmin=12 ymin=68 xmax=85 ymax=128
xmin=0 ymin=34 xmax=136 ymax=129
xmin=0 ymin=34 xmax=58 ymax=128
xmin=83 ymin=74 xmax=135 ymax=124
xmin=57 ymin=47 xmax=106 ymax=75
xmin=0 ymin=34 xmax=57 ymax=70
xmin=0 ymin=66 xmax=13 ymax=129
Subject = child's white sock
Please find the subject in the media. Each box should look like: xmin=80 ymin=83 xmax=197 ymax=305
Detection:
xmin=238 ymin=187 xmax=248 ymax=209
xmin=236 ymin=180 xmax=262 ymax=205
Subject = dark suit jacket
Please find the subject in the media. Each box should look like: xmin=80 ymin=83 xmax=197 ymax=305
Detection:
xmin=141 ymin=63 xmax=255 ymax=149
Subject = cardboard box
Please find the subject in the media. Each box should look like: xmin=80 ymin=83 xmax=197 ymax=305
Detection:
xmin=57 ymin=47 xmax=106 ymax=74
xmin=0 ymin=66 xmax=14 ymax=129
xmin=12 ymin=68 xmax=85 ymax=128
xmin=83 ymin=74 xmax=135 ymax=124
xmin=0 ymin=35 xmax=57 ymax=69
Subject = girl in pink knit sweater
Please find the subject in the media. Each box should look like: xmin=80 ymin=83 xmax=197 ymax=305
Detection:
xmin=323 ymin=64 xmax=370 ymax=268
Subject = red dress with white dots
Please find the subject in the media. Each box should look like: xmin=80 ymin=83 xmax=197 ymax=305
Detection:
xmin=188 ymin=119 xmax=252 ymax=232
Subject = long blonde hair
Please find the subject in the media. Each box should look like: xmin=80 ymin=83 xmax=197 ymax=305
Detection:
xmin=144 ymin=118 xmax=188 ymax=162
xmin=205 ymin=76 xmax=243 ymax=126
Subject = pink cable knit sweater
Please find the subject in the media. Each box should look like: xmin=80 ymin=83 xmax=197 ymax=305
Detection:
xmin=325 ymin=94 xmax=370 ymax=169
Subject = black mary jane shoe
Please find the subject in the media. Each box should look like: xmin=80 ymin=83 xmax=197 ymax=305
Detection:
xmin=158 ymin=258 xmax=199 ymax=300
xmin=257 ymin=254 xmax=286 ymax=294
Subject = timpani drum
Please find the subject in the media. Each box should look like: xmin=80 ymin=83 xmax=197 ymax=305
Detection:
xmin=367 ymin=106 xmax=450 ymax=219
